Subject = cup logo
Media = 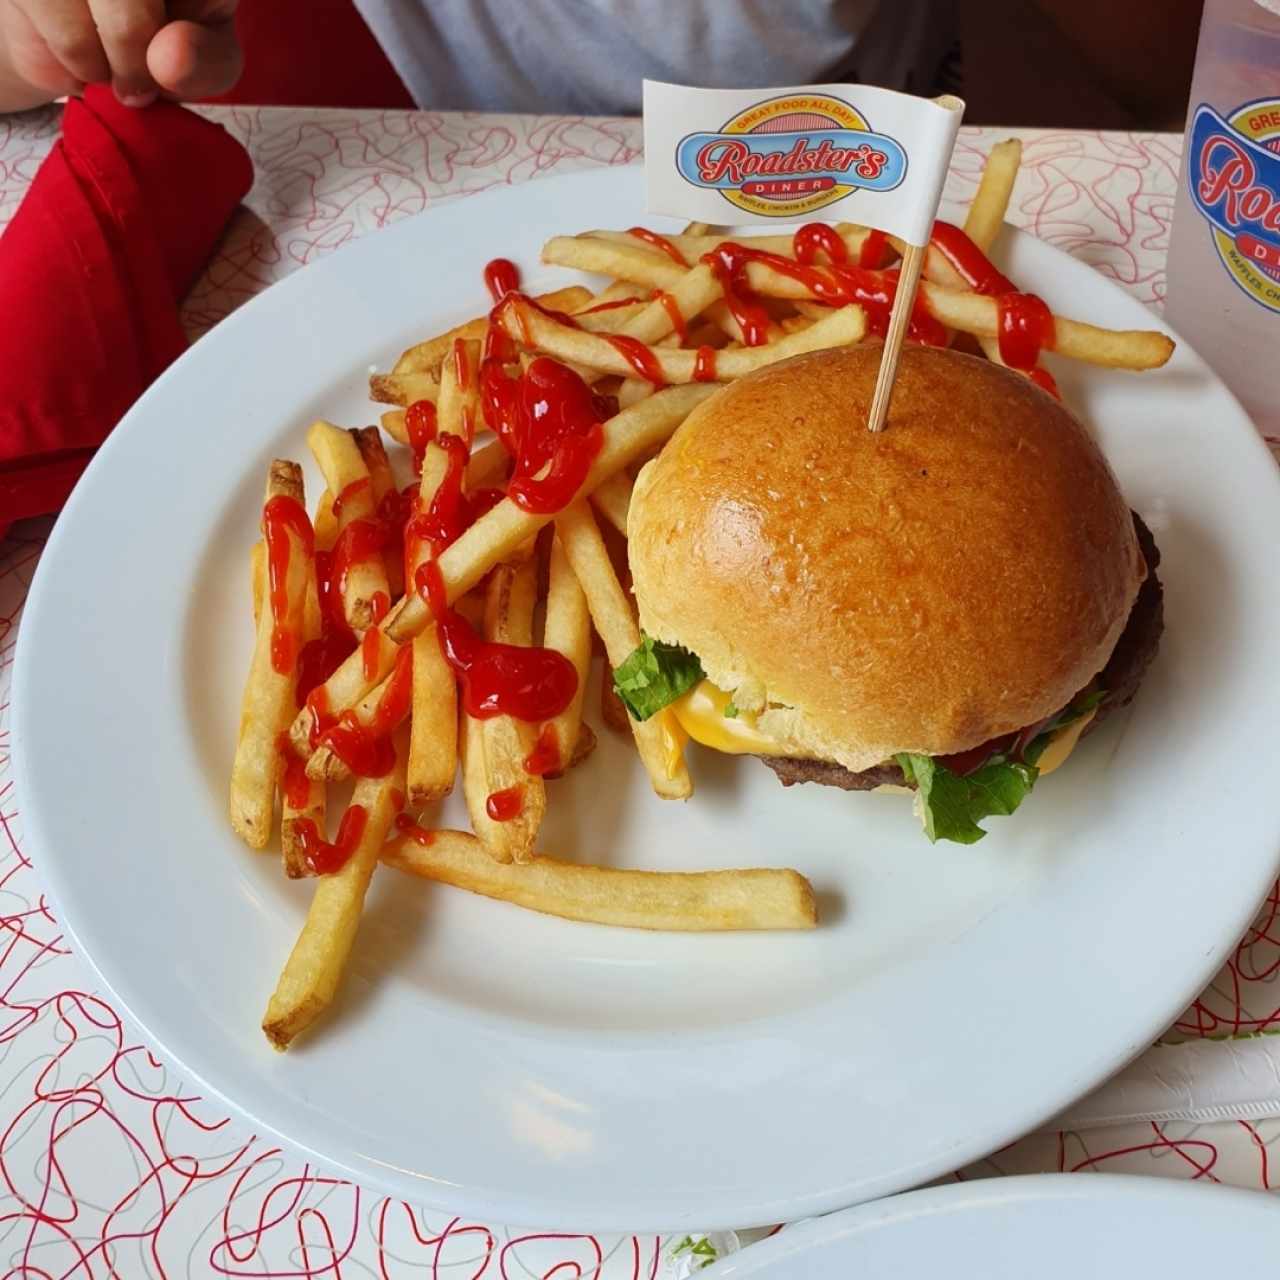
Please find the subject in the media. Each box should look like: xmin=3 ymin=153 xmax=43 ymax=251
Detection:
xmin=1188 ymin=98 xmax=1280 ymax=313
xmin=674 ymin=92 xmax=907 ymax=219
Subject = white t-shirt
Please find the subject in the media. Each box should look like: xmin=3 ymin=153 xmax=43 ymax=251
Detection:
xmin=353 ymin=0 xmax=958 ymax=115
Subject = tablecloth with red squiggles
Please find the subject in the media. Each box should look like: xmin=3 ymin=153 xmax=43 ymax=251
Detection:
xmin=1 ymin=106 xmax=1278 ymax=1279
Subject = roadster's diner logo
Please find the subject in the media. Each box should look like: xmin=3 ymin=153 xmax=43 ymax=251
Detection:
xmin=1188 ymin=98 xmax=1280 ymax=313
xmin=674 ymin=92 xmax=907 ymax=218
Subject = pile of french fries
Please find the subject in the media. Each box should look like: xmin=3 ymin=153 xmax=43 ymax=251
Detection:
xmin=230 ymin=140 xmax=1173 ymax=1050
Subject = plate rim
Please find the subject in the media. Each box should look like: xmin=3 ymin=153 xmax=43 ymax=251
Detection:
xmin=13 ymin=164 xmax=1280 ymax=1232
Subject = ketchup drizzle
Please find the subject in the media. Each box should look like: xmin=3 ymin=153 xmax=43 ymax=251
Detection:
xmin=858 ymin=228 xmax=890 ymax=269
xmin=1028 ymin=366 xmax=1062 ymax=400
xmin=523 ymin=724 xmax=562 ymax=777
xmin=295 ymin=805 xmax=367 ymax=875
xmin=627 ymin=226 xmax=687 ymax=266
xmin=262 ymin=495 xmax=315 ymax=676
xmin=415 ymin=560 xmax=578 ymax=722
xmin=692 ymin=345 xmax=718 ymax=382
xmin=332 ymin=477 xmax=370 ymax=519
xmin=484 ymin=257 xmax=520 ymax=304
xmin=656 ymin=291 xmax=688 ymax=341
xmin=793 ymin=224 xmax=848 ymax=266
xmin=929 ymin=220 xmax=1056 ymax=369
xmin=486 ymin=786 xmax=524 ymax=822
xmin=316 ymin=644 xmax=412 ymax=776
xmin=606 ymin=334 xmax=667 ymax=385
xmin=404 ymin=400 xmax=438 ymax=475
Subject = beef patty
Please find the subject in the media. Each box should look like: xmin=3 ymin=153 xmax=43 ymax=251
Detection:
xmin=760 ymin=512 xmax=1164 ymax=793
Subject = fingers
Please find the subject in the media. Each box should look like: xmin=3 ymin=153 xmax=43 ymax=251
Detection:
xmin=19 ymin=0 xmax=110 ymax=89
xmin=146 ymin=15 xmax=242 ymax=99
xmin=88 ymin=0 xmax=164 ymax=104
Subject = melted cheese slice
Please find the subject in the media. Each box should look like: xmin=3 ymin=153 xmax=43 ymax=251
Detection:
xmin=672 ymin=680 xmax=788 ymax=755
xmin=672 ymin=680 xmax=1098 ymax=780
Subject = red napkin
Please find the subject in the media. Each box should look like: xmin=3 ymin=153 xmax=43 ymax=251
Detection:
xmin=0 ymin=86 xmax=252 ymax=540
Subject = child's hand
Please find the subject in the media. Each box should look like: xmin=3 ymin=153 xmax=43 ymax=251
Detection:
xmin=0 ymin=1 xmax=242 ymax=111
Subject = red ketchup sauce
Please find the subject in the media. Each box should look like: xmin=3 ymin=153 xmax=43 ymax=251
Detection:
xmin=793 ymin=223 xmax=849 ymax=266
xmin=262 ymin=495 xmax=315 ymax=676
xmin=627 ymin=226 xmax=687 ymax=266
xmin=523 ymin=723 xmax=562 ymax=776
xmin=486 ymin=786 xmax=524 ymax=822
xmin=859 ymin=227 xmax=890 ymax=268
xmin=1028 ymin=366 xmax=1062 ymax=400
xmin=484 ymin=257 xmax=521 ymax=304
xmin=295 ymin=804 xmax=368 ymax=875
xmin=332 ymin=476 xmax=370 ymax=519
xmin=579 ymin=295 xmax=643 ymax=314
xmin=404 ymin=400 xmax=438 ymax=475
xmin=316 ymin=643 xmax=413 ymax=776
xmin=415 ymin=560 xmax=578 ymax=722
xmin=394 ymin=813 xmax=436 ymax=845
xmin=928 ymin=220 xmax=1057 ymax=370
xmin=606 ymin=333 xmax=667 ymax=385
xmin=278 ymin=734 xmax=313 ymax=809
xmin=656 ymin=290 xmax=688 ymax=341
xmin=692 ymin=345 xmax=718 ymax=382
xmin=480 ymin=354 xmax=605 ymax=514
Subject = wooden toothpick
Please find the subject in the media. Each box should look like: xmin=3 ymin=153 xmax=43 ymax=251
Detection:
xmin=865 ymin=241 xmax=927 ymax=433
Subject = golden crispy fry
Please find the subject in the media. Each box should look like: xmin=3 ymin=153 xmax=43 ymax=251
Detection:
xmin=571 ymin=300 xmax=651 ymax=333
xmin=459 ymin=706 xmax=510 ymax=864
xmin=556 ymin=500 xmax=691 ymax=800
xmin=353 ymin=426 xmax=403 ymax=597
xmin=262 ymin=728 xmax=408 ymax=1050
xmin=250 ymin=540 xmax=265 ymax=629
xmin=436 ymin=337 xmax=482 ymax=442
xmin=465 ymin=437 xmax=510 ymax=490
xmin=391 ymin=286 xmax=594 ymax=376
xmin=379 ymin=409 xmax=408 ymax=446
xmin=285 ymin=385 xmax=715 ymax=746
xmin=471 ymin=559 xmax=546 ymax=863
xmin=231 ymin=461 xmax=312 ymax=849
xmin=590 ymin=471 xmax=631 ymax=536
xmin=313 ymin=488 xmax=338 ymax=554
xmin=533 ymin=533 xmax=592 ymax=782
xmin=382 ymin=830 xmax=817 ymax=931
xmin=497 ymin=295 xmax=866 ymax=383
xmin=965 ymin=138 xmax=1023 ymax=252
xmin=306 ymin=421 xmax=391 ymax=629
xmin=370 ymin=371 xmax=440 ymax=407
xmin=601 ymin=665 xmax=632 ymax=734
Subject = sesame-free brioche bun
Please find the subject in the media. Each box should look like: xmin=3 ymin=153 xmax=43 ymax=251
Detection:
xmin=628 ymin=344 xmax=1145 ymax=772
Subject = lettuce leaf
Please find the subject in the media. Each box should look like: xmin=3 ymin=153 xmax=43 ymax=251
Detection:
xmin=612 ymin=634 xmax=704 ymax=721
xmin=1022 ymin=688 xmax=1106 ymax=766
xmin=895 ymin=752 xmax=1038 ymax=845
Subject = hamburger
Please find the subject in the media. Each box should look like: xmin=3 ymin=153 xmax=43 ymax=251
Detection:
xmin=617 ymin=344 xmax=1164 ymax=844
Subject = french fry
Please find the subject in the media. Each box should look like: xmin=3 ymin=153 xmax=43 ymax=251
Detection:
xmin=601 ymin=665 xmax=632 ymax=734
xmin=382 ymin=830 xmax=817 ymax=931
xmin=370 ymin=371 xmax=440 ymax=407
xmin=285 ymin=385 xmax=716 ymax=747
xmin=533 ymin=533 xmax=592 ymax=780
xmin=590 ymin=471 xmax=631 ymax=536
xmin=313 ymin=488 xmax=338 ymax=553
xmin=353 ymin=426 xmax=403 ymax=597
xmin=262 ymin=728 xmax=408 ymax=1050
xmin=250 ymin=540 xmax=265 ymax=628
xmin=965 ymin=138 xmax=1023 ymax=252
xmin=380 ymin=409 xmax=408 ymax=446
xmin=471 ymin=557 xmax=547 ymax=862
xmin=381 ymin=410 xmax=509 ymax=488
xmin=459 ymin=708 xmax=507 ymax=862
xmin=496 ymin=295 xmax=866 ymax=383
xmin=391 ymin=286 xmax=594 ymax=375
xmin=231 ymin=461 xmax=313 ymax=849
xmin=306 ymin=421 xmax=391 ymax=629
xmin=402 ymin=340 xmax=478 ymax=807
xmin=556 ymin=500 xmax=691 ymax=800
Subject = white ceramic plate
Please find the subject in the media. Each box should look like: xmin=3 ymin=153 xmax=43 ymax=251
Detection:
xmin=705 ymin=1175 xmax=1280 ymax=1277
xmin=13 ymin=167 xmax=1280 ymax=1233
